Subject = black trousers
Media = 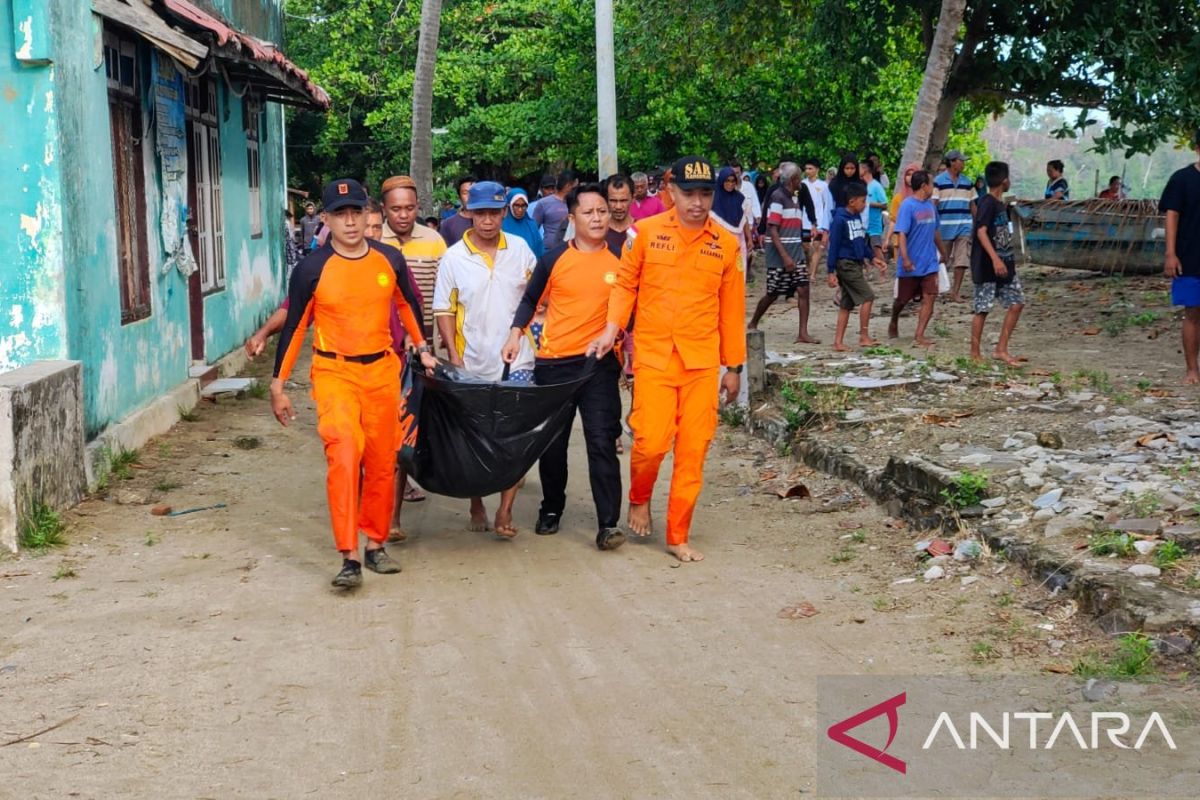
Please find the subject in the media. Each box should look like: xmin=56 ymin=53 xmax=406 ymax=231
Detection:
xmin=534 ymin=354 xmax=622 ymax=530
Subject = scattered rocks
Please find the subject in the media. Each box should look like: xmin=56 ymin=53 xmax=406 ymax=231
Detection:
xmin=1113 ymin=518 xmax=1163 ymax=535
xmin=1032 ymin=488 xmax=1064 ymax=509
xmin=1127 ymin=564 xmax=1162 ymax=578
xmin=980 ymin=497 xmax=1007 ymax=509
xmin=1132 ymin=540 xmax=1158 ymax=556
xmin=960 ymin=576 xmax=979 ymax=586
xmin=1037 ymin=431 xmax=1064 ymax=449
xmin=1155 ymin=635 xmax=1194 ymax=657
xmin=114 ymin=489 xmax=150 ymax=506
xmin=954 ymin=540 xmax=983 ymax=562
xmin=1082 ymin=679 xmax=1120 ymax=702
xmin=923 ymin=565 xmax=945 ymax=582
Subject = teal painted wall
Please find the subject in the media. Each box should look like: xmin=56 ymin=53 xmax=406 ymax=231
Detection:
xmin=0 ymin=1 xmax=69 ymax=372
xmin=0 ymin=0 xmax=292 ymax=437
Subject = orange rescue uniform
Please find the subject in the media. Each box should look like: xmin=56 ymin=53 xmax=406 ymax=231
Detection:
xmin=607 ymin=210 xmax=746 ymax=544
xmin=274 ymin=240 xmax=426 ymax=552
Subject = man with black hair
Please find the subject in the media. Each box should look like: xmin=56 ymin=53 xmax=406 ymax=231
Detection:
xmin=1161 ymin=130 xmax=1200 ymax=385
xmin=970 ymin=161 xmax=1025 ymax=366
xmin=504 ymin=184 xmax=627 ymax=551
xmin=889 ymin=170 xmax=942 ymax=346
xmin=533 ymin=171 xmax=576 ymax=250
xmin=271 ymin=179 xmax=437 ymax=589
xmin=604 ymin=174 xmax=636 ymax=257
xmin=827 ymin=183 xmax=887 ymax=351
xmin=440 ymin=175 xmax=477 ymax=246
xmin=802 ymin=158 xmax=832 ymax=268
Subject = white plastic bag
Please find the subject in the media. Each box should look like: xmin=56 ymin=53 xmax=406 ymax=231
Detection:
xmin=937 ymin=262 xmax=951 ymax=293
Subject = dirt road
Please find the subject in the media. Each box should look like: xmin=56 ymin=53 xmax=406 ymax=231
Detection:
xmin=3 ymin=347 xmax=1079 ymax=799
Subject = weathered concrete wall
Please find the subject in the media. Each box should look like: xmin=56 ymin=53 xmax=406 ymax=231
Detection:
xmin=202 ymin=98 xmax=287 ymax=360
xmin=0 ymin=1 xmax=70 ymax=372
xmin=0 ymin=361 xmax=88 ymax=552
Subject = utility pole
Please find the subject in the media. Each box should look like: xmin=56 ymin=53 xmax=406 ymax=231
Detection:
xmin=595 ymin=0 xmax=618 ymax=179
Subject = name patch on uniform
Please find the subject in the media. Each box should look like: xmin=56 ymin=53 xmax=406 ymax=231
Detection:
xmin=377 ymin=272 xmax=391 ymax=287
xmin=700 ymin=247 xmax=723 ymax=259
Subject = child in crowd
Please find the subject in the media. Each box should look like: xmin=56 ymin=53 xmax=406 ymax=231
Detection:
xmin=970 ymin=161 xmax=1025 ymax=366
xmin=889 ymin=170 xmax=942 ymax=346
xmin=827 ymin=184 xmax=888 ymax=351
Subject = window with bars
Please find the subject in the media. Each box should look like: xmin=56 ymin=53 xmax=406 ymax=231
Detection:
xmin=185 ymin=76 xmax=225 ymax=293
xmin=104 ymin=29 xmax=152 ymax=324
xmin=244 ymin=95 xmax=262 ymax=238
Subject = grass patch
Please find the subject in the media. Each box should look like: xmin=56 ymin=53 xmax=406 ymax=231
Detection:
xmin=1089 ymin=531 xmax=1136 ymax=557
xmin=1153 ymin=541 xmax=1186 ymax=569
xmin=52 ymin=563 xmax=77 ymax=581
xmin=1072 ymin=636 xmax=1156 ymax=680
xmin=850 ymin=530 xmax=867 ymax=543
xmin=18 ymin=502 xmax=67 ymax=551
xmin=1124 ymin=490 xmax=1163 ymax=518
xmin=953 ymin=356 xmax=993 ymax=375
xmin=153 ymin=479 xmax=182 ymax=493
xmin=933 ymin=322 xmax=951 ymax=338
xmin=719 ymin=404 xmax=746 ymax=427
xmin=830 ymin=549 xmax=855 ymax=564
xmin=108 ymin=447 xmax=141 ymax=481
xmin=243 ymin=381 xmax=270 ymax=400
xmin=994 ymin=593 xmax=1014 ymax=607
xmin=177 ymin=405 xmax=201 ymax=422
xmin=971 ymin=641 xmax=997 ymax=660
xmin=1071 ymin=369 xmax=1113 ymax=394
xmin=144 ymin=531 xmax=160 ymax=547
xmin=862 ymin=345 xmax=905 ymax=358
xmin=940 ymin=470 xmax=989 ymax=509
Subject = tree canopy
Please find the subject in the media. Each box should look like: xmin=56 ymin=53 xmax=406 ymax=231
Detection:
xmin=281 ymin=0 xmax=1197 ymax=194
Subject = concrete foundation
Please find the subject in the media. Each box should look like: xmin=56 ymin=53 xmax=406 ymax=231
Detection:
xmin=0 ymin=361 xmax=88 ymax=552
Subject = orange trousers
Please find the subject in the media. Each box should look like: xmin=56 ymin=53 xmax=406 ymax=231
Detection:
xmin=310 ymin=352 xmax=401 ymax=552
xmin=628 ymin=350 xmax=719 ymax=545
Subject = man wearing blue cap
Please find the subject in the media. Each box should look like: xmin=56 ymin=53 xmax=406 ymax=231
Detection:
xmin=433 ymin=180 xmax=538 ymax=536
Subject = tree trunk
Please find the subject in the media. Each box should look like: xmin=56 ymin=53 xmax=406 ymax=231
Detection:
xmin=896 ymin=0 xmax=968 ymax=187
xmin=924 ymin=89 xmax=962 ymax=170
xmin=411 ymin=0 xmax=444 ymax=218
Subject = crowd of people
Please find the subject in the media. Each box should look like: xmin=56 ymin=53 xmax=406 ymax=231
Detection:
xmin=258 ymin=130 xmax=1200 ymax=589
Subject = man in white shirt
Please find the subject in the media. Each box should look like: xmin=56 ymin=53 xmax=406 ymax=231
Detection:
xmin=802 ymin=158 xmax=832 ymax=268
xmin=433 ymin=180 xmax=537 ymax=537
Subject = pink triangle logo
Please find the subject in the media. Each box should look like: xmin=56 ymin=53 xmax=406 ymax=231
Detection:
xmin=826 ymin=691 xmax=907 ymax=774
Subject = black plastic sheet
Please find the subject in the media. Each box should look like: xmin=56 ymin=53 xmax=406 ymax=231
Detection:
xmin=398 ymin=362 xmax=593 ymax=498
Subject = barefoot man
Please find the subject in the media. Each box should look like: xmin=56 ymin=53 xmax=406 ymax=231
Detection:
xmin=1160 ymin=129 xmax=1200 ymax=385
xmin=433 ymin=180 xmax=537 ymax=537
xmin=588 ymin=156 xmax=745 ymax=562
xmin=748 ymin=162 xmax=821 ymax=343
xmin=271 ymin=179 xmax=437 ymax=588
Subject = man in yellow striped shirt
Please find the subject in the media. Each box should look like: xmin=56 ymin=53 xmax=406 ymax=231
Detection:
xmin=381 ymin=175 xmax=448 ymax=349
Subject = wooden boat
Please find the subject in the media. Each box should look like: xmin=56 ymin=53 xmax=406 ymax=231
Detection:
xmin=1010 ymin=199 xmax=1165 ymax=275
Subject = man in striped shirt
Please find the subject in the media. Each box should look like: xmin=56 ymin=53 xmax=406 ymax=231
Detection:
xmin=748 ymin=162 xmax=820 ymax=343
xmin=934 ymin=150 xmax=976 ymax=302
xmin=380 ymin=175 xmax=447 ymax=349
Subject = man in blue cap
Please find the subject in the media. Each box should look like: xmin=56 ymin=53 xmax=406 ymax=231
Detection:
xmin=433 ymin=180 xmax=538 ymax=536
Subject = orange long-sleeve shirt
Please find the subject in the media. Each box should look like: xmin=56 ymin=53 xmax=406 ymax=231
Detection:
xmin=606 ymin=210 xmax=746 ymax=371
xmin=273 ymin=240 xmax=426 ymax=381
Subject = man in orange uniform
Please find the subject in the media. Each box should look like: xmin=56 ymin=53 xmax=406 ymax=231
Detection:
xmin=589 ymin=156 xmax=745 ymax=563
xmin=271 ymin=179 xmax=438 ymax=589
xmin=503 ymin=183 xmax=626 ymax=551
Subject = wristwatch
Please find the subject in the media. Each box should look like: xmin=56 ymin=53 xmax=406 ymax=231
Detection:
xmin=728 ymin=364 xmax=744 ymax=374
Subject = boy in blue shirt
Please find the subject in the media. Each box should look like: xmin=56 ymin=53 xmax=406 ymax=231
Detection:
xmin=827 ymin=184 xmax=888 ymax=351
xmin=888 ymin=170 xmax=943 ymax=346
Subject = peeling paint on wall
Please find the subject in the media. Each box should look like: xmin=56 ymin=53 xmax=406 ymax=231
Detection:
xmin=15 ymin=17 xmax=32 ymax=61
